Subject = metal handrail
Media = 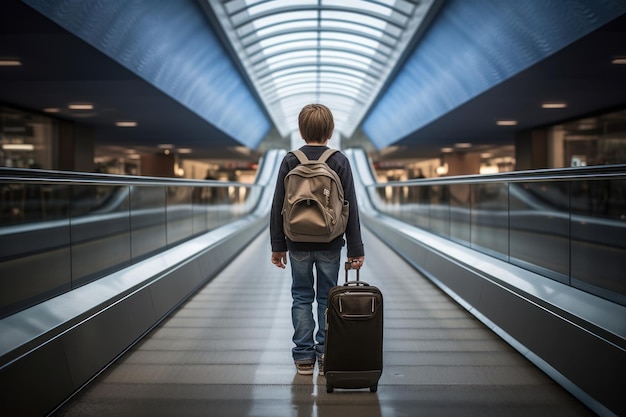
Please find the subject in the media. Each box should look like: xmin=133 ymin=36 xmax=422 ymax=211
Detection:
xmin=371 ymin=163 xmax=626 ymax=187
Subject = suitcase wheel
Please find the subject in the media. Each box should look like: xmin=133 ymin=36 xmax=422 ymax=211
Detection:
xmin=369 ymin=384 xmax=378 ymax=393
xmin=326 ymin=384 xmax=334 ymax=393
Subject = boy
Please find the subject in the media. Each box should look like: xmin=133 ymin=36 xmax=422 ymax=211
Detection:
xmin=270 ymin=103 xmax=365 ymax=375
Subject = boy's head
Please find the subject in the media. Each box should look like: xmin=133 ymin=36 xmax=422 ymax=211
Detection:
xmin=298 ymin=104 xmax=334 ymax=144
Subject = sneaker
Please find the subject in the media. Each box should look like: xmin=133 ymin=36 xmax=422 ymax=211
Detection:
xmin=317 ymin=355 xmax=325 ymax=376
xmin=295 ymin=362 xmax=315 ymax=375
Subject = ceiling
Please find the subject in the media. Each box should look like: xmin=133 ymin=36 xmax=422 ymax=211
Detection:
xmin=203 ymin=0 xmax=439 ymax=138
xmin=0 ymin=0 xmax=261 ymax=161
xmin=1 ymin=0 xmax=625 ymax=164
xmin=386 ymin=10 xmax=626 ymax=160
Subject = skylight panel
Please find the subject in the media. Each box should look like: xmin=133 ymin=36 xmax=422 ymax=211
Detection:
xmin=274 ymin=82 xmax=363 ymax=98
xmin=319 ymin=66 xmax=377 ymax=79
xmin=321 ymin=20 xmax=386 ymax=39
xmin=321 ymin=57 xmax=372 ymax=71
xmin=252 ymin=11 xmax=317 ymax=30
xmin=320 ymin=51 xmax=375 ymax=68
xmin=255 ymin=20 xmax=317 ymax=38
xmin=206 ymin=0 xmax=438 ymax=138
xmin=258 ymin=40 xmax=318 ymax=57
xmin=264 ymin=56 xmax=317 ymax=71
xmin=322 ymin=0 xmax=395 ymax=17
xmin=258 ymin=65 xmax=319 ymax=81
xmin=320 ymin=73 xmax=368 ymax=86
xmin=322 ymin=11 xmax=388 ymax=30
xmin=265 ymin=50 xmax=317 ymax=64
xmin=225 ymin=0 xmax=263 ymax=14
xmin=247 ymin=0 xmax=317 ymax=16
xmin=321 ymin=32 xmax=381 ymax=49
xmin=320 ymin=40 xmax=379 ymax=56
xmin=259 ymin=32 xmax=318 ymax=48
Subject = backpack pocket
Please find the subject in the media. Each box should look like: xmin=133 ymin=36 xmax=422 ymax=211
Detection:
xmin=286 ymin=198 xmax=332 ymax=237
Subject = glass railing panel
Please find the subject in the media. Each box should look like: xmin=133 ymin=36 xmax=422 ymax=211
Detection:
xmin=449 ymin=183 xmax=471 ymax=246
xmin=1 ymin=182 xmax=71 ymax=224
xmin=0 ymin=161 xmax=268 ymax=319
xmin=570 ymin=177 xmax=626 ymax=304
xmin=192 ymin=185 xmax=216 ymax=234
xmin=130 ymin=185 xmax=167 ymax=261
xmin=69 ymin=184 xmax=131 ymax=287
xmin=0 ymin=181 xmax=72 ymax=318
xmin=470 ymin=182 xmax=509 ymax=261
xmin=365 ymin=165 xmax=626 ymax=306
xmin=229 ymin=185 xmax=243 ymax=223
xmin=402 ymin=185 xmax=422 ymax=227
xmin=192 ymin=186 xmax=209 ymax=235
xmin=166 ymin=185 xmax=194 ymax=246
xmin=428 ymin=184 xmax=450 ymax=238
xmin=509 ymin=181 xmax=571 ymax=283
xmin=207 ymin=195 xmax=223 ymax=231
xmin=232 ymin=184 xmax=254 ymax=222
xmin=376 ymin=184 xmax=398 ymax=223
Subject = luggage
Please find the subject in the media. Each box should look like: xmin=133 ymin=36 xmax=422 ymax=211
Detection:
xmin=323 ymin=261 xmax=383 ymax=393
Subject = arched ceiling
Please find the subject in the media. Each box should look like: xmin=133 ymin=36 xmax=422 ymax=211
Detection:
xmin=1 ymin=0 xmax=625 ymax=162
xmin=204 ymin=0 xmax=439 ymax=138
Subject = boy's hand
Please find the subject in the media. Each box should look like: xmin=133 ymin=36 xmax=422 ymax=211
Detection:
xmin=271 ymin=252 xmax=288 ymax=269
xmin=349 ymin=256 xmax=364 ymax=269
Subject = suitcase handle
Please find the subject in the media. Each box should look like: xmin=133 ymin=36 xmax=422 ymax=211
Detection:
xmin=344 ymin=261 xmax=366 ymax=285
xmin=344 ymin=280 xmax=370 ymax=287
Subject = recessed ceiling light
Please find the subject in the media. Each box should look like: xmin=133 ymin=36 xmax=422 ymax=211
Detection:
xmin=0 ymin=59 xmax=22 ymax=66
xmin=611 ymin=56 xmax=626 ymax=64
xmin=68 ymin=103 xmax=94 ymax=110
xmin=2 ymin=144 xmax=34 ymax=151
xmin=496 ymin=120 xmax=518 ymax=126
xmin=157 ymin=144 xmax=174 ymax=149
xmin=178 ymin=148 xmax=193 ymax=154
xmin=43 ymin=107 xmax=60 ymax=113
xmin=578 ymin=123 xmax=596 ymax=130
xmin=440 ymin=147 xmax=454 ymax=153
xmin=455 ymin=142 xmax=472 ymax=148
xmin=542 ymin=102 xmax=567 ymax=109
xmin=115 ymin=121 xmax=137 ymax=127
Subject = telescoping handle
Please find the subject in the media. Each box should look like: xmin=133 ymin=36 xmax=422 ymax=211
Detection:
xmin=344 ymin=261 xmax=369 ymax=286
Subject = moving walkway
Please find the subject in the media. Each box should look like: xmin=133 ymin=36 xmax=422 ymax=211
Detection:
xmin=1 ymin=150 xmax=623 ymax=416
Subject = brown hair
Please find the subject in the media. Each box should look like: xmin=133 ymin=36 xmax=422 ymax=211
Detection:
xmin=298 ymin=104 xmax=334 ymax=143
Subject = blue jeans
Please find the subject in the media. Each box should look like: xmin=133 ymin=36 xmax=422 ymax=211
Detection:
xmin=289 ymin=249 xmax=341 ymax=364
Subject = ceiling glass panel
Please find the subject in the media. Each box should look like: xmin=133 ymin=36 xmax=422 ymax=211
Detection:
xmin=321 ymin=20 xmax=386 ymax=39
xmin=206 ymin=0 xmax=438 ymax=139
xmin=249 ymin=11 xmax=318 ymax=28
xmin=321 ymin=11 xmax=390 ymax=29
xmin=266 ymin=76 xmax=367 ymax=92
xmin=257 ymin=40 xmax=316 ymax=56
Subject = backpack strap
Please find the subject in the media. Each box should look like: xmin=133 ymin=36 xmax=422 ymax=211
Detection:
xmin=291 ymin=148 xmax=338 ymax=164
xmin=291 ymin=149 xmax=309 ymax=164
xmin=317 ymin=148 xmax=338 ymax=163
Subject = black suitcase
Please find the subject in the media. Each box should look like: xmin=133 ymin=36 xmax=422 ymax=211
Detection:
xmin=323 ymin=262 xmax=383 ymax=393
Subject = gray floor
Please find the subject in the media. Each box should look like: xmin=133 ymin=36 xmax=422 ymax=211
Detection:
xmin=53 ymin=228 xmax=595 ymax=417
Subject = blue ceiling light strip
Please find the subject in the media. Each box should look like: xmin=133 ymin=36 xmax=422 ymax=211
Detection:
xmin=362 ymin=0 xmax=626 ymax=149
xmin=22 ymin=0 xmax=270 ymax=148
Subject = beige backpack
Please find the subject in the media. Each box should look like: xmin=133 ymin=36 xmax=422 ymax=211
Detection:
xmin=282 ymin=149 xmax=349 ymax=242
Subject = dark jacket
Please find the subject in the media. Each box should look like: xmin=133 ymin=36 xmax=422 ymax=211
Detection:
xmin=270 ymin=145 xmax=364 ymax=258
